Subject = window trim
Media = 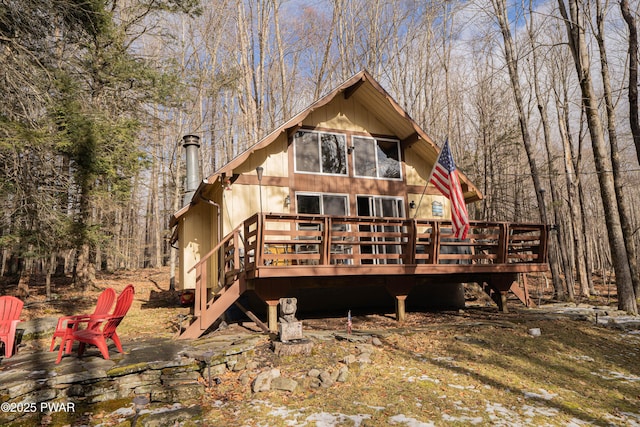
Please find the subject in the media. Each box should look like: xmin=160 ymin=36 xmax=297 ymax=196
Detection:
xmin=352 ymin=136 xmax=402 ymax=181
xmin=293 ymin=130 xmax=348 ymax=176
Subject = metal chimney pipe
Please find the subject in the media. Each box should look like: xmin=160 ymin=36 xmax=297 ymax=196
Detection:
xmin=182 ymin=134 xmax=201 ymax=206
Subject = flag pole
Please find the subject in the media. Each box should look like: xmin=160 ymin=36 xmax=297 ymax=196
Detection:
xmin=413 ymin=138 xmax=447 ymax=219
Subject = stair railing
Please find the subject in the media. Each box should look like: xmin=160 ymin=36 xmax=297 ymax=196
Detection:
xmin=187 ymin=224 xmax=244 ymax=318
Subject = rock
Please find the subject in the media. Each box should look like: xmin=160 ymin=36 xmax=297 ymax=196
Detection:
xmin=119 ymin=371 xmax=162 ymax=390
xmin=355 ymin=343 xmax=375 ymax=354
xmin=372 ymin=337 xmax=383 ymax=346
xmin=231 ymin=358 xmax=247 ymax=371
xmin=161 ymin=370 xmax=201 ymax=387
xmin=205 ymin=363 xmax=228 ymax=377
xmin=271 ymin=377 xmax=298 ymax=392
xmin=356 ymin=353 xmax=372 ymax=364
xmin=343 ymin=355 xmax=357 ymax=365
xmin=252 ymin=373 xmax=271 ymax=393
xmin=528 ymin=328 xmax=541 ymax=337
xmin=140 ymin=406 xmax=202 ymax=427
xmin=238 ymin=371 xmax=251 ymax=386
xmin=308 ymin=368 xmax=321 ymax=378
xmin=333 ymin=332 xmax=371 ymax=343
xmin=308 ymin=377 xmax=322 ymax=388
xmin=319 ymin=370 xmax=334 ymax=388
xmin=336 ymin=366 xmax=349 ymax=382
xmin=252 ymin=368 xmax=280 ymax=393
xmin=169 ymin=384 xmax=205 ymax=402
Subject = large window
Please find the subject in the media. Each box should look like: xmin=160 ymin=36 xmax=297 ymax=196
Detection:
xmin=294 ymin=131 xmax=347 ymax=175
xmin=353 ymin=136 xmax=401 ymax=179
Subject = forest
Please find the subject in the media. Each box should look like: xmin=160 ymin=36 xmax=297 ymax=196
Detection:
xmin=0 ymin=0 xmax=639 ymax=313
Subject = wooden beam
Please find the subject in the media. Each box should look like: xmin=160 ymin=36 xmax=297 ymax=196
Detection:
xmin=287 ymin=123 xmax=302 ymax=138
xmin=234 ymin=301 xmax=270 ymax=334
xmin=401 ymin=132 xmax=420 ymax=148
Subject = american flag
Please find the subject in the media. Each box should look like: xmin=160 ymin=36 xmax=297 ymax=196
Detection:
xmin=429 ymin=139 xmax=469 ymax=240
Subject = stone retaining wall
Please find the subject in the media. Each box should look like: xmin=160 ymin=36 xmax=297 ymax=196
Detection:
xmin=0 ymin=328 xmax=378 ymax=426
xmin=0 ymin=332 xmax=265 ymax=425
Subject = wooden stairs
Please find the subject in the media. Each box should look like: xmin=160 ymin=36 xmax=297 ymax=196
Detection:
xmin=177 ymin=226 xmax=249 ymax=340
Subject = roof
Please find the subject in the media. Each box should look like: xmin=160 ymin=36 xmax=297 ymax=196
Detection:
xmin=171 ymin=70 xmax=482 ymax=226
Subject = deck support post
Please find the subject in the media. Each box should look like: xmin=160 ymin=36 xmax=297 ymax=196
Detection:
xmin=395 ymin=295 xmax=408 ymax=322
xmin=266 ymin=301 xmax=279 ymax=333
xmin=496 ymin=291 xmax=509 ymax=313
xmin=486 ymin=273 xmax=519 ymax=313
xmin=385 ymin=281 xmax=415 ymax=323
xmin=254 ymin=279 xmax=292 ymax=333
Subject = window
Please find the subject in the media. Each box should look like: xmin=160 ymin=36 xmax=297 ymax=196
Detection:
xmin=294 ymin=131 xmax=347 ymax=175
xmin=353 ymin=137 xmax=401 ymax=179
xmin=296 ymin=193 xmax=348 ymax=216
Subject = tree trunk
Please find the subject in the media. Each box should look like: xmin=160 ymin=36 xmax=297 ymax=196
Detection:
xmin=558 ymin=0 xmax=637 ymax=314
xmin=492 ymin=0 xmax=564 ymax=299
xmin=620 ymin=0 xmax=640 ymax=168
xmin=594 ymin=0 xmax=640 ymax=300
xmin=527 ymin=2 xmax=574 ymax=299
xmin=554 ymin=88 xmax=590 ymax=296
xmin=620 ymin=0 xmax=640 ymax=298
xmin=75 ymin=243 xmax=96 ymax=289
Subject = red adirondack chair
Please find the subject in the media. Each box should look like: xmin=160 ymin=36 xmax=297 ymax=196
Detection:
xmin=0 ymin=296 xmax=23 ymax=358
xmin=55 ymin=285 xmax=135 ymax=364
xmin=49 ymin=287 xmax=116 ymax=352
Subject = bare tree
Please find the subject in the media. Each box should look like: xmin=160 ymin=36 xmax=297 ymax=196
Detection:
xmin=557 ymin=0 xmax=637 ymax=314
xmin=491 ymin=0 xmax=564 ymax=299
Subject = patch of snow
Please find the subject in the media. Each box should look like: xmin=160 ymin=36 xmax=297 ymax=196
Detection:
xmin=521 ymin=404 xmax=559 ymax=417
xmin=248 ymin=400 xmax=305 ymax=425
xmin=604 ymin=411 xmax=640 ymax=427
xmin=485 ymin=402 xmax=524 ymax=426
xmin=448 ymin=383 xmax=476 ymax=390
xmin=592 ymin=369 xmax=640 ymax=382
xmin=566 ymin=354 xmax=595 ymax=362
xmin=523 ymin=388 xmax=557 ymax=400
xmin=268 ymin=405 xmax=299 ymax=419
xmin=441 ymin=413 xmax=483 ymax=424
xmin=432 ymin=356 xmax=455 ymax=363
xmin=389 ymin=414 xmax=436 ymax=426
xmin=305 ymin=412 xmax=371 ymax=427
xmin=353 ymin=401 xmax=386 ymax=411
xmin=406 ymin=374 xmax=440 ymax=384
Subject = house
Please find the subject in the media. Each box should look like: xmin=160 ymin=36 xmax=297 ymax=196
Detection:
xmin=170 ymin=70 xmax=549 ymax=339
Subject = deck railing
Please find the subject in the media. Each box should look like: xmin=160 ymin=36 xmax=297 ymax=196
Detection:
xmin=217 ymin=214 xmax=548 ymax=281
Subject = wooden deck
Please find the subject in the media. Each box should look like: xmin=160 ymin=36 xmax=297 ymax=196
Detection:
xmin=180 ymin=213 xmax=549 ymax=339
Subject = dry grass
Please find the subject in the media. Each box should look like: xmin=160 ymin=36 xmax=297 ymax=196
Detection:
xmin=199 ymin=311 xmax=640 ymax=426
xmin=3 ymin=269 xmax=640 ymax=426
